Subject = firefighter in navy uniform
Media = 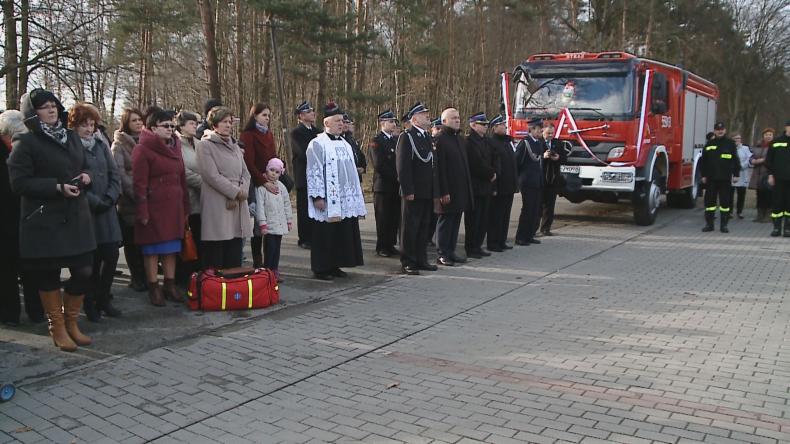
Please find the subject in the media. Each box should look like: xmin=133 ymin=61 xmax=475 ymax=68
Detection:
xmin=765 ymin=120 xmax=790 ymax=237
xmin=290 ymin=101 xmax=321 ymax=249
xmin=369 ymin=110 xmax=401 ymax=257
xmin=396 ymin=102 xmax=438 ymax=275
xmin=699 ymin=122 xmax=740 ymax=233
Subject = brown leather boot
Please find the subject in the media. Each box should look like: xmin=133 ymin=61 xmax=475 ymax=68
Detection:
xmin=39 ymin=290 xmax=77 ymax=352
xmin=63 ymin=294 xmax=92 ymax=346
xmin=148 ymin=281 xmax=165 ymax=306
xmin=162 ymin=278 xmax=184 ymax=303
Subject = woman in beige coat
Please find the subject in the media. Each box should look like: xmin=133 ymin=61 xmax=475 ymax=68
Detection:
xmin=175 ymin=111 xmax=203 ymax=285
xmin=196 ymin=106 xmax=253 ymax=269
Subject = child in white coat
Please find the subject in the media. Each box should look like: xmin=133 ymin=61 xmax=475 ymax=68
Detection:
xmin=254 ymin=158 xmax=293 ymax=281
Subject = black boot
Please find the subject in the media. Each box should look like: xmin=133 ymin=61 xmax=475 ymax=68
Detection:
xmin=720 ymin=213 xmax=730 ymax=233
xmin=784 ymin=216 xmax=790 ymax=237
xmin=771 ymin=217 xmax=782 ymax=237
xmin=702 ymin=213 xmax=715 ymax=232
xmin=83 ymin=296 xmax=102 ymax=322
xmin=98 ymin=297 xmax=122 ymax=318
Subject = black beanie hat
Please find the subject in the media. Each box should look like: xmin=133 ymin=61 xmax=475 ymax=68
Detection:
xmin=203 ymin=98 xmax=223 ymax=116
xmin=29 ymin=88 xmax=60 ymax=110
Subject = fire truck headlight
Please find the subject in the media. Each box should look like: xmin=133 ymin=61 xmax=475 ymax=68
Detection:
xmin=607 ymin=147 xmax=625 ymax=159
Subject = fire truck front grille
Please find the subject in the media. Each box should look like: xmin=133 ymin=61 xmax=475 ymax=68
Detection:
xmin=564 ymin=141 xmax=622 ymax=165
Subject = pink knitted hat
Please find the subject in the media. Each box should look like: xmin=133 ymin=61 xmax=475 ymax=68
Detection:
xmin=267 ymin=157 xmax=284 ymax=172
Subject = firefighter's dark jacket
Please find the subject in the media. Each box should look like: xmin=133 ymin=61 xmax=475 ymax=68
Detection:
xmin=765 ymin=133 xmax=790 ymax=180
xmin=699 ymin=136 xmax=740 ymax=181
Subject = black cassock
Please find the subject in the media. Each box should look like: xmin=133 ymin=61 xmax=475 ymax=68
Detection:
xmin=311 ymin=217 xmax=364 ymax=274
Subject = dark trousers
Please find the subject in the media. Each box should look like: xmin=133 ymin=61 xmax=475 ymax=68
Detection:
xmin=119 ymin=215 xmax=145 ymax=283
xmin=296 ymin=188 xmax=312 ymax=245
xmin=757 ymin=189 xmax=772 ymax=209
xmin=251 ymin=235 xmax=264 ymax=262
xmin=38 ymin=266 xmax=92 ymax=295
xmin=516 ymin=188 xmax=543 ymax=242
xmin=729 ymin=186 xmax=746 ymax=215
xmin=175 ymin=214 xmax=202 ymax=286
xmin=374 ymin=192 xmax=401 ymax=251
xmin=437 ymin=212 xmax=463 ymax=258
xmin=263 ymin=234 xmax=282 ymax=271
xmin=540 ymin=188 xmax=558 ymax=233
xmin=771 ymin=180 xmax=790 ymax=219
xmin=464 ymin=196 xmax=490 ymax=253
xmin=400 ymin=198 xmax=432 ymax=267
xmin=703 ymin=180 xmax=733 ymax=215
xmin=203 ymin=238 xmax=243 ymax=270
xmin=88 ymin=242 xmax=120 ymax=306
xmin=488 ymin=194 xmax=514 ymax=248
xmin=0 ymin=258 xmax=43 ymax=323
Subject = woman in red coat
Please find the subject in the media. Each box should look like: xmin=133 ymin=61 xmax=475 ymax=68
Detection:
xmin=240 ymin=103 xmax=277 ymax=268
xmin=132 ymin=110 xmax=190 ymax=306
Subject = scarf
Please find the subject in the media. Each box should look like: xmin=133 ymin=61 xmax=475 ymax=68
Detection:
xmin=40 ymin=120 xmax=68 ymax=145
xmin=81 ymin=136 xmax=96 ymax=150
xmin=255 ymin=122 xmax=269 ymax=134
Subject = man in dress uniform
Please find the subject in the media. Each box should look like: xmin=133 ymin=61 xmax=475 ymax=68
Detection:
xmin=764 ymin=120 xmax=790 ymax=236
xmin=291 ymin=101 xmax=321 ymax=249
xmin=369 ymin=110 xmax=401 ymax=257
xmin=396 ymin=102 xmax=438 ymax=275
xmin=306 ymin=102 xmax=367 ymax=280
xmin=434 ymin=108 xmax=473 ymax=266
xmin=515 ymin=118 xmax=545 ymax=245
xmin=539 ymin=123 xmax=567 ymax=236
xmin=401 ymin=113 xmax=412 ymax=132
xmin=342 ymin=113 xmax=367 ymax=182
xmin=700 ymin=121 xmax=740 ymax=233
xmin=464 ymin=112 xmax=497 ymax=258
xmin=487 ymin=115 xmax=518 ymax=251
xmin=430 ymin=117 xmax=443 ymax=138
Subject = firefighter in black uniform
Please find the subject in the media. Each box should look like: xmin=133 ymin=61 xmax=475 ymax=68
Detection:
xmin=396 ymin=102 xmax=437 ymax=275
xmin=487 ymin=115 xmax=518 ymax=251
xmin=342 ymin=113 xmax=367 ymax=182
xmin=700 ymin=121 xmax=740 ymax=233
xmin=290 ymin=101 xmax=321 ymax=249
xmin=540 ymin=123 xmax=567 ymax=236
xmin=515 ymin=118 xmax=546 ymax=244
xmin=765 ymin=120 xmax=790 ymax=237
xmin=369 ymin=110 xmax=401 ymax=257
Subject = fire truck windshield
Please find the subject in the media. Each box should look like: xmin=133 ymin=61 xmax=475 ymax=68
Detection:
xmin=514 ymin=71 xmax=635 ymax=120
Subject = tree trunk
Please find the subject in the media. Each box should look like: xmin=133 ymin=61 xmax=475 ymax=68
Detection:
xmin=17 ymin=0 xmax=29 ymax=100
xmin=3 ymin=0 xmax=19 ymax=109
xmin=198 ymin=0 xmax=222 ymax=100
xmin=235 ymin=0 xmax=244 ymax=117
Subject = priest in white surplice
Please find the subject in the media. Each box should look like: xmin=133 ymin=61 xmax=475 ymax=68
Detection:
xmin=306 ymin=102 xmax=367 ymax=280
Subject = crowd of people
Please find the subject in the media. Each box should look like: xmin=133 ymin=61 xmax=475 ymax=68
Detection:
xmin=1 ymin=87 xmax=788 ymax=353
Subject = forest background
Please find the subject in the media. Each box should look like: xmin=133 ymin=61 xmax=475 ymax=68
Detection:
xmin=2 ymin=0 xmax=789 ymax=156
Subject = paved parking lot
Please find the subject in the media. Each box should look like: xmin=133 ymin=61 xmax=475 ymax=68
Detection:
xmin=2 ymin=200 xmax=789 ymax=443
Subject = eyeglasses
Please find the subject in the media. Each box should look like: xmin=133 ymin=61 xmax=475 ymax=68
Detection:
xmin=157 ymin=124 xmax=176 ymax=129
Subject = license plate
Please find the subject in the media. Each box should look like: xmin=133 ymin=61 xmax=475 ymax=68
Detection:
xmin=560 ymin=165 xmax=580 ymax=174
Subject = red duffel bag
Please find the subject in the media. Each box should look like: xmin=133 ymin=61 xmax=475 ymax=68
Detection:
xmin=187 ymin=267 xmax=280 ymax=311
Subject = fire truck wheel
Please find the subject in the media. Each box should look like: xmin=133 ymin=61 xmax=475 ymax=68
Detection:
xmin=633 ymin=171 xmax=661 ymax=226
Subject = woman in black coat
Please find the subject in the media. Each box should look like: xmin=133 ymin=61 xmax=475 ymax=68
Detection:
xmin=7 ymin=89 xmax=96 ymax=352
xmin=70 ymin=103 xmax=123 ymax=322
xmin=0 ymin=110 xmax=44 ymax=325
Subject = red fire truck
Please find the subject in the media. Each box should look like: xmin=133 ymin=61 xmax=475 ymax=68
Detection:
xmin=501 ymin=51 xmax=718 ymax=225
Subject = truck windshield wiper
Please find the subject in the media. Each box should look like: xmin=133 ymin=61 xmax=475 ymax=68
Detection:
xmin=567 ymin=107 xmax=609 ymax=121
